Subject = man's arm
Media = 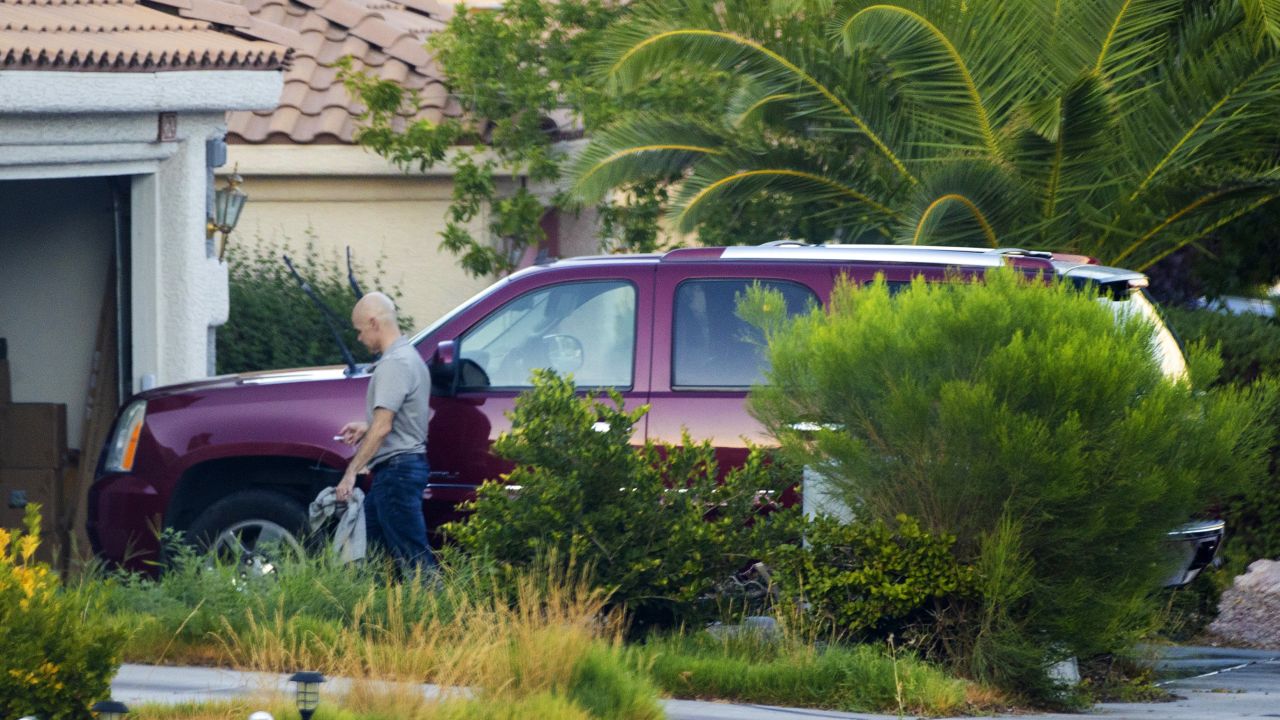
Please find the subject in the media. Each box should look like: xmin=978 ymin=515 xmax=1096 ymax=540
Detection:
xmin=336 ymin=407 xmax=395 ymax=502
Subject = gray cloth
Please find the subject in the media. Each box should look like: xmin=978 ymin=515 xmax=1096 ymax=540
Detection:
xmin=308 ymin=486 xmax=367 ymax=563
xmin=366 ymin=335 xmax=432 ymax=467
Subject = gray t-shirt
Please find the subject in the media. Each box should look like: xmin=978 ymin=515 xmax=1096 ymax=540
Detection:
xmin=365 ymin=335 xmax=432 ymax=467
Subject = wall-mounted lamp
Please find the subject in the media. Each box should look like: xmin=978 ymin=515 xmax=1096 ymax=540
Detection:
xmin=208 ymin=169 xmax=248 ymax=262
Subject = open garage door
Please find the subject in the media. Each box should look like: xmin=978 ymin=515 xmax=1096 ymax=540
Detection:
xmin=0 ymin=176 xmax=130 ymax=567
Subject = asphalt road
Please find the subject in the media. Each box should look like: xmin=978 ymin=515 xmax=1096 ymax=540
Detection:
xmin=110 ymin=646 xmax=1280 ymax=720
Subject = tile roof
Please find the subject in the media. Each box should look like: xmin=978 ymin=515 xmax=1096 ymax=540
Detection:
xmin=188 ymin=0 xmax=461 ymax=144
xmin=0 ymin=0 xmax=290 ymax=72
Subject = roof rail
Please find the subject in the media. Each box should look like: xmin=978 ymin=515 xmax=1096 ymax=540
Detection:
xmin=715 ymin=243 xmax=1056 ymax=268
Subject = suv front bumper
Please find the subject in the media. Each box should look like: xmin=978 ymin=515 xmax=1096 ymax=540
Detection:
xmin=1165 ymin=519 xmax=1225 ymax=587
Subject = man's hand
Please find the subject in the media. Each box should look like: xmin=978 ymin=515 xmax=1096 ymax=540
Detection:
xmin=336 ymin=470 xmax=358 ymax=503
xmin=339 ymin=421 xmax=368 ymax=446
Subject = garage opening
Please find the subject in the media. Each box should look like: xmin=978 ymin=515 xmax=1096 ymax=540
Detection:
xmin=0 ymin=175 xmax=131 ymax=568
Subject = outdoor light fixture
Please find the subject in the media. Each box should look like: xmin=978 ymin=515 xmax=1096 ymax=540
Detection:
xmin=289 ymin=671 xmax=325 ymax=720
xmin=208 ymin=169 xmax=248 ymax=261
xmin=91 ymin=700 xmax=130 ymax=720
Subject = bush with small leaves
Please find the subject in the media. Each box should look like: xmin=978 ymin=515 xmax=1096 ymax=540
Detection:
xmin=770 ymin=514 xmax=974 ymax=641
xmin=0 ymin=506 xmax=125 ymax=720
xmin=446 ymin=369 xmax=801 ymax=630
xmin=745 ymin=270 xmax=1274 ymax=702
xmin=217 ymin=236 xmax=413 ymax=374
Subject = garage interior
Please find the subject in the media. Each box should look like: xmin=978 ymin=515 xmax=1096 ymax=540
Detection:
xmin=0 ymin=176 xmax=131 ymax=568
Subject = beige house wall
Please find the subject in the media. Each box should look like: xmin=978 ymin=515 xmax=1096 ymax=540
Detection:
xmin=225 ymin=144 xmax=607 ymax=331
xmin=229 ymin=173 xmax=492 ymax=329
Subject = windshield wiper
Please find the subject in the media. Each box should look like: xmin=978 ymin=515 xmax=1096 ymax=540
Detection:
xmin=283 ymin=254 xmax=359 ymax=377
xmin=346 ymin=246 xmax=364 ymax=300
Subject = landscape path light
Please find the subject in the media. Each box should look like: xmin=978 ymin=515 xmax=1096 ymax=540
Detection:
xmin=288 ymin=671 xmax=325 ymax=720
xmin=91 ymin=700 xmax=130 ymax=720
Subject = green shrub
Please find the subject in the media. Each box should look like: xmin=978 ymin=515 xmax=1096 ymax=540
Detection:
xmin=0 ymin=507 xmax=126 ymax=720
xmin=769 ymin=514 xmax=974 ymax=640
xmin=1163 ymin=304 xmax=1280 ymax=386
xmin=217 ymin=236 xmax=413 ymax=374
xmin=1163 ymin=305 xmax=1280 ymax=568
xmin=745 ymin=271 xmax=1274 ymax=701
xmin=446 ymin=369 xmax=801 ymax=630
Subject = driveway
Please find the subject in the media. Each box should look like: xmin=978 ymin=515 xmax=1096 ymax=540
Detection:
xmin=110 ymin=646 xmax=1280 ymax=720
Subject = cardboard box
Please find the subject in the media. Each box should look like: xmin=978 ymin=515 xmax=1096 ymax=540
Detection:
xmin=0 ymin=403 xmax=67 ymax=469
xmin=0 ymin=468 xmax=60 ymax=532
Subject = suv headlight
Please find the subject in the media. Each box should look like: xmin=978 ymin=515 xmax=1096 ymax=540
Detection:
xmin=104 ymin=400 xmax=147 ymax=473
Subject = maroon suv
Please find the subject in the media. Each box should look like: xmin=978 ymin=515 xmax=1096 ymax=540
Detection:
xmin=87 ymin=244 xmax=1222 ymax=581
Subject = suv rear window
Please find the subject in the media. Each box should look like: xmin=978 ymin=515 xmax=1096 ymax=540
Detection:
xmin=673 ymin=279 xmax=817 ymax=389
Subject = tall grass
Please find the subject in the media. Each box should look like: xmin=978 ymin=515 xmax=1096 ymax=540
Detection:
xmin=635 ymin=631 xmax=968 ymax=716
xmin=75 ymin=543 xmax=977 ymax=716
xmin=80 ymin=549 xmax=662 ymax=720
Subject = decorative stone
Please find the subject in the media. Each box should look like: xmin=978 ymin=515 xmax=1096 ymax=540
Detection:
xmin=1208 ymin=559 xmax=1280 ymax=648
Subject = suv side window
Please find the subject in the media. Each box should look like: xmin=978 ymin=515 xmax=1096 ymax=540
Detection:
xmin=673 ymin=279 xmax=817 ymax=389
xmin=458 ymin=280 xmax=637 ymax=389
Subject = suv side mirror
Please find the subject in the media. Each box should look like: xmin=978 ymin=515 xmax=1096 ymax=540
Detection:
xmin=429 ymin=340 xmax=459 ymax=397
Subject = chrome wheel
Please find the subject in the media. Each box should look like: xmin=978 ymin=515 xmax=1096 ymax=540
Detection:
xmin=210 ymin=519 xmax=303 ymax=577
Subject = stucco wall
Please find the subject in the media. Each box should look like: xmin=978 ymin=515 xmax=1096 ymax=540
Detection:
xmin=225 ymin=145 xmax=610 ymax=333
xmin=230 ymin=174 xmax=494 ymax=329
xmin=1 ymin=109 xmax=242 ymax=392
xmin=130 ymin=112 xmax=231 ymax=389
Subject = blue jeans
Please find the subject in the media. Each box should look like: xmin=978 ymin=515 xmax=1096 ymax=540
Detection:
xmin=365 ymin=453 xmax=434 ymax=574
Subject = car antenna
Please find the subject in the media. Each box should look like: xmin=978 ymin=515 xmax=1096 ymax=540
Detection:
xmin=346 ymin=246 xmax=364 ymax=299
xmin=282 ymin=254 xmax=360 ymax=377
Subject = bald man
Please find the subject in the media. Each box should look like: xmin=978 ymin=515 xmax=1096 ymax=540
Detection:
xmin=337 ymin=292 xmax=434 ymax=572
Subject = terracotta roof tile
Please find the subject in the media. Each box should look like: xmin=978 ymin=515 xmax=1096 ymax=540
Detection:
xmin=0 ymin=0 xmax=290 ymax=72
xmin=209 ymin=0 xmax=455 ymax=144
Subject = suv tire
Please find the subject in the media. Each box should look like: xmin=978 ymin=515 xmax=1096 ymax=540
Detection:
xmin=186 ymin=489 xmax=309 ymax=575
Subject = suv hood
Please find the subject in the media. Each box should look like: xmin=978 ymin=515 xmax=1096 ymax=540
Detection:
xmin=136 ymin=365 xmax=369 ymax=400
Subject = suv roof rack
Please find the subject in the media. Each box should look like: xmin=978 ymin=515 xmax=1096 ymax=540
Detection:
xmin=705 ymin=243 xmax=1056 ymax=269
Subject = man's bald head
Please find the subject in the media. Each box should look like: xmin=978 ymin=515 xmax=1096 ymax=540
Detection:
xmin=354 ymin=291 xmax=397 ymax=325
xmin=352 ymin=291 xmax=402 ymax=354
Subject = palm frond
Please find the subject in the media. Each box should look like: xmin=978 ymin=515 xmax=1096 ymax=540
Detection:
xmin=1240 ymin=0 xmax=1280 ymax=48
xmin=726 ymin=77 xmax=802 ymax=128
xmin=836 ymin=1 xmax=1058 ymax=160
xmin=836 ymin=3 xmax=998 ymax=158
xmin=670 ymin=155 xmax=899 ymax=233
xmin=1064 ymin=0 xmax=1182 ymax=85
xmin=1124 ymin=30 xmax=1280 ymax=203
xmin=1107 ymin=177 xmax=1280 ymax=266
xmin=599 ymin=19 xmax=917 ymax=184
xmin=1011 ymin=72 xmax=1119 ymax=220
xmin=1135 ymin=190 xmax=1280 ymax=270
xmin=568 ymin=116 xmax=726 ymax=203
xmin=895 ymin=160 xmax=1038 ymax=248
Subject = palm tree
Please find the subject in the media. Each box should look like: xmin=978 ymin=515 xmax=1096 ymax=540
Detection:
xmin=569 ymin=0 xmax=1280 ymax=270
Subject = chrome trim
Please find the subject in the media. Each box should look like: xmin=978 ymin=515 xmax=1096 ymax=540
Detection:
xmin=1168 ymin=519 xmax=1227 ymax=538
xmin=721 ymin=244 xmax=1019 ymax=267
xmin=1054 ymin=262 xmax=1148 ymax=286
